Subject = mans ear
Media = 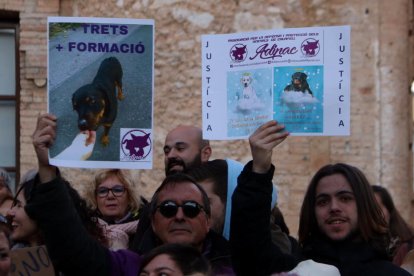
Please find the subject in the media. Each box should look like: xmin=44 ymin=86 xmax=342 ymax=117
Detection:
xmin=200 ymin=145 xmax=212 ymax=162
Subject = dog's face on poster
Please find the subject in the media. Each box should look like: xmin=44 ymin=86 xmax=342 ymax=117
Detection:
xmin=241 ymin=75 xmax=252 ymax=88
xmin=291 ymin=72 xmax=308 ymax=91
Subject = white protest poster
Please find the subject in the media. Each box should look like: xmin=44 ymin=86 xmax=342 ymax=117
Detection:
xmin=202 ymin=25 xmax=350 ymax=140
xmin=47 ymin=17 xmax=154 ymax=169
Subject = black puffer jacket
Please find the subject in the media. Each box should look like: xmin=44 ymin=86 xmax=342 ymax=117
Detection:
xmin=230 ymin=161 xmax=410 ymax=276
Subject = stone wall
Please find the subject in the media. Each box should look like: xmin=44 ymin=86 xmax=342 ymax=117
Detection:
xmin=1 ymin=0 xmax=413 ymax=235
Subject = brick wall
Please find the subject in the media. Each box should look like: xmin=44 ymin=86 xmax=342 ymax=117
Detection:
xmin=2 ymin=0 xmax=413 ymax=235
xmin=1 ymin=0 xmax=58 ymax=176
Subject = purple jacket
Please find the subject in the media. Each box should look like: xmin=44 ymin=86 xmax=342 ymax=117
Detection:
xmin=109 ymin=249 xmax=142 ymax=276
xmin=26 ymin=175 xmax=234 ymax=276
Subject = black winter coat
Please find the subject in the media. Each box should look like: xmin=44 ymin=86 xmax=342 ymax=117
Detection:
xmin=230 ymin=161 xmax=410 ymax=276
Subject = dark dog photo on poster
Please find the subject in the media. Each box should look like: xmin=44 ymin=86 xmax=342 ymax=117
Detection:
xmin=72 ymin=56 xmax=124 ymax=147
xmin=47 ymin=19 xmax=154 ymax=168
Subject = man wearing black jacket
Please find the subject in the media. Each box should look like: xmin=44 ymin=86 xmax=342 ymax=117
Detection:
xmin=28 ymin=113 xmax=234 ymax=275
xmin=230 ymin=120 xmax=410 ymax=276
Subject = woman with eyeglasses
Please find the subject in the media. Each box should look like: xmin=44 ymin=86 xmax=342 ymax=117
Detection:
xmin=85 ymin=169 xmax=143 ymax=249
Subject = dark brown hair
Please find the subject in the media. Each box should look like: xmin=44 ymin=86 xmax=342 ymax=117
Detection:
xmin=138 ymin=243 xmax=212 ymax=275
xmin=299 ymin=163 xmax=389 ymax=252
xmin=372 ymin=185 xmax=414 ymax=242
xmin=14 ymin=175 xmax=108 ymax=247
xmin=187 ymin=159 xmax=228 ymax=205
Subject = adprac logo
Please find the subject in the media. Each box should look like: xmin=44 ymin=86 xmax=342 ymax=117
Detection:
xmin=229 ymin=44 xmax=248 ymax=62
xmin=120 ymin=129 xmax=152 ymax=161
xmin=301 ymin=38 xmax=320 ymax=57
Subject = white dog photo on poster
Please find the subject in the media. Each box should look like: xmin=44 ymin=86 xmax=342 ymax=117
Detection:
xmin=236 ymin=73 xmax=265 ymax=113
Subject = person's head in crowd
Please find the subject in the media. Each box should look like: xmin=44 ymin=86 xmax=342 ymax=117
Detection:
xmin=87 ymin=169 xmax=141 ymax=223
xmin=0 ymin=215 xmax=11 ymax=276
xmin=138 ymin=243 xmax=212 ymax=276
xmin=0 ymin=169 xmax=13 ymax=203
xmin=7 ymin=179 xmax=42 ymax=247
xmin=9 ymin=171 xmax=108 ymax=248
xmin=149 ymin=173 xmax=211 ymax=251
xmin=163 ymin=125 xmax=211 ymax=175
xmin=188 ymin=160 xmax=227 ymax=234
xmin=299 ymin=163 xmax=389 ymax=252
xmin=372 ymin=185 xmax=414 ymax=243
xmin=271 ymin=205 xmax=301 ymax=256
xmin=272 ymin=205 xmax=290 ymax=236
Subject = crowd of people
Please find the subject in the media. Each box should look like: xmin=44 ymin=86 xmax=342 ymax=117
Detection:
xmin=0 ymin=114 xmax=413 ymax=276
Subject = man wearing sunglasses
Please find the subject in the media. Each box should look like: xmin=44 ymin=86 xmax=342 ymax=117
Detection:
xmin=132 ymin=172 xmax=233 ymax=274
xmin=27 ymin=113 xmax=234 ymax=275
xmin=132 ymin=125 xmax=212 ymax=252
xmin=148 ymin=173 xmax=233 ymax=274
xmin=134 ymin=124 xmax=282 ymax=251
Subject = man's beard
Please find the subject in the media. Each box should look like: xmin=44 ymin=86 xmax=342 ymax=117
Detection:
xmin=322 ymin=227 xmax=359 ymax=243
xmin=165 ymin=153 xmax=203 ymax=175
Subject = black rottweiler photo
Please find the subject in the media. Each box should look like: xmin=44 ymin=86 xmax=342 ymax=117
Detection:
xmin=284 ymin=71 xmax=313 ymax=96
xmin=72 ymin=57 xmax=124 ymax=146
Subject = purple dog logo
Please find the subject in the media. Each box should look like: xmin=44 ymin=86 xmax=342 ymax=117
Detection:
xmin=120 ymin=129 xmax=151 ymax=161
xmin=301 ymin=38 xmax=320 ymax=57
xmin=230 ymin=44 xmax=248 ymax=62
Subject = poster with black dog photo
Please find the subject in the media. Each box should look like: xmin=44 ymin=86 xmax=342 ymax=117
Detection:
xmin=47 ymin=17 xmax=154 ymax=169
xmin=202 ymin=25 xmax=350 ymax=140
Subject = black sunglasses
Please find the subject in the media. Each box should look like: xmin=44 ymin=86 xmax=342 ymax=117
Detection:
xmin=96 ymin=185 xmax=126 ymax=198
xmin=156 ymin=200 xmax=205 ymax=218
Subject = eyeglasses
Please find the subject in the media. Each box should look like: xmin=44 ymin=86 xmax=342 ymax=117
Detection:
xmin=96 ymin=185 xmax=126 ymax=198
xmin=156 ymin=200 xmax=205 ymax=218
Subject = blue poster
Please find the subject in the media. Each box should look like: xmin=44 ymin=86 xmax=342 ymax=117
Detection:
xmin=202 ymin=25 xmax=350 ymax=140
xmin=227 ymin=68 xmax=273 ymax=137
xmin=273 ymin=66 xmax=324 ymax=133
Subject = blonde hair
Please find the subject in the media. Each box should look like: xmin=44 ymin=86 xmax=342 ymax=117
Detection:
xmin=86 ymin=169 xmax=141 ymax=215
